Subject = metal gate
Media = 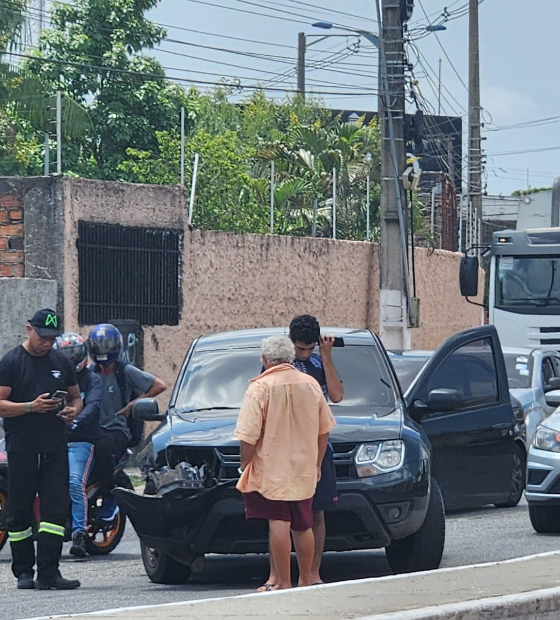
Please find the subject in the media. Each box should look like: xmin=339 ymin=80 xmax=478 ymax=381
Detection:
xmin=77 ymin=221 xmax=181 ymax=326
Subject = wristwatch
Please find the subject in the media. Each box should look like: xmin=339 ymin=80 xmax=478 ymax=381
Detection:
xmin=26 ymin=402 xmax=33 ymax=413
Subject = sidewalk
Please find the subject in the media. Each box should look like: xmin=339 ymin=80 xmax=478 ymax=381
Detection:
xmin=32 ymin=550 xmax=560 ymax=620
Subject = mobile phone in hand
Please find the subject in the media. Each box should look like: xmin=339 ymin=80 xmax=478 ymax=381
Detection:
xmin=51 ymin=390 xmax=68 ymax=400
xmin=333 ymin=337 xmax=345 ymax=348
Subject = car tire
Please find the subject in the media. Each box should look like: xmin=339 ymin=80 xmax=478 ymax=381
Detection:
xmin=385 ymin=477 xmax=445 ymax=574
xmin=528 ymin=504 xmax=560 ymax=534
xmin=140 ymin=541 xmax=193 ymax=584
xmin=494 ymin=444 xmax=526 ymax=509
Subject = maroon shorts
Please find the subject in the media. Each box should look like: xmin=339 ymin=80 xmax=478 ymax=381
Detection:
xmin=242 ymin=492 xmax=314 ymax=532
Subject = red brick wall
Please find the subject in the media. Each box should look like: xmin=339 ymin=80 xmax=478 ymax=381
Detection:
xmin=0 ymin=194 xmax=24 ymax=277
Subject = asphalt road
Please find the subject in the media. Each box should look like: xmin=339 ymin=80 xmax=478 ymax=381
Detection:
xmin=1 ymin=497 xmax=560 ymax=620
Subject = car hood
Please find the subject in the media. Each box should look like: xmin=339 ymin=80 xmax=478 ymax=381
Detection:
xmin=168 ymin=406 xmax=403 ymax=446
xmin=538 ymin=408 xmax=560 ymax=432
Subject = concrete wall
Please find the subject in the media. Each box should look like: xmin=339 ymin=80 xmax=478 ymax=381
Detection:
xmin=0 ymin=278 xmax=58 ymax=356
xmin=0 ymin=176 xmax=484 ymax=396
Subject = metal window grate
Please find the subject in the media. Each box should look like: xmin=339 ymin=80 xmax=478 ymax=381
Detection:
xmin=77 ymin=221 xmax=182 ymax=326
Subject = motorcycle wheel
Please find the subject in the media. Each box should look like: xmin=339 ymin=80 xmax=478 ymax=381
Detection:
xmin=0 ymin=486 xmax=7 ymax=553
xmin=84 ymin=472 xmax=133 ymax=556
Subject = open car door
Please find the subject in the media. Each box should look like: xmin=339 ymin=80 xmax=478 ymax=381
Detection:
xmin=406 ymin=325 xmax=516 ymax=510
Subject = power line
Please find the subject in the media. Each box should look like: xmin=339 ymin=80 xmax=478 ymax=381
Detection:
xmin=3 ymin=50 xmax=381 ymax=96
xmin=415 ymin=0 xmax=469 ymax=92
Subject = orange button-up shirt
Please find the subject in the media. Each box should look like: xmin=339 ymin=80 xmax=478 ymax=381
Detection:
xmin=234 ymin=363 xmax=336 ymax=501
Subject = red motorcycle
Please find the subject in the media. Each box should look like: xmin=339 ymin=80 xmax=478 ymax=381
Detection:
xmin=0 ymin=439 xmax=133 ymax=555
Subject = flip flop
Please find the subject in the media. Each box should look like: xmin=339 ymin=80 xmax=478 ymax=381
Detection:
xmin=258 ymin=583 xmax=276 ymax=592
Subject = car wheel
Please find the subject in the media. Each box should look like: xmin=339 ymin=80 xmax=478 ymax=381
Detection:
xmin=140 ymin=541 xmax=192 ymax=584
xmin=385 ymin=478 xmax=445 ymax=574
xmin=0 ymin=486 xmax=7 ymax=553
xmin=494 ymin=444 xmax=526 ymax=509
xmin=528 ymin=504 xmax=560 ymax=533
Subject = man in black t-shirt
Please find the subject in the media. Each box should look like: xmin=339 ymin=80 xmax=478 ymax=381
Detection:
xmin=0 ymin=309 xmax=83 ymax=591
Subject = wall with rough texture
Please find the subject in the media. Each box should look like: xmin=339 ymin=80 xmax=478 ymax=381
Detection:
xmin=0 ymin=278 xmax=58 ymax=356
xmin=0 ymin=177 xmax=483 ymax=396
xmin=410 ymin=247 xmax=484 ymax=351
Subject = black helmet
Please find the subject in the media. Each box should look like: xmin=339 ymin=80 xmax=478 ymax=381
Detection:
xmin=54 ymin=333 xmax=88 ymax=373
xmin=87 ymin=324 xmax=123 ymax=365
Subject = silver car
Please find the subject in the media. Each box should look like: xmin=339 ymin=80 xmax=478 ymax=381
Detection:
xmin=503 ymin=348 xmax=560 ymax=445
xmin=526 ymin=397 xmax=560 ymax=533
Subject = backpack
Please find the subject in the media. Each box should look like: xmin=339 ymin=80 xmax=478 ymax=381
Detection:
xmin=113 ymin=361 xmax=144 ymax=448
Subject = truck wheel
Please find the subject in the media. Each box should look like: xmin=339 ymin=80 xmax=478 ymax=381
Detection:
xmin=494 ymin=444 xmax=525 ymax=508
xmin=140 ymin=541 xmax=192 ymax=584
xmin=385 ymin=478 xmax=445 ymax=574
xmin=529 ymin=504 xmax=560 ymax=533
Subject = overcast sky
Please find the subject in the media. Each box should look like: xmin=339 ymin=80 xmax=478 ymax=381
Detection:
xmin=146 ymin=0 xmax=560 ymax=197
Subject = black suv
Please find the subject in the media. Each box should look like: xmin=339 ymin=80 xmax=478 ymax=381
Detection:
xmin=115 ymin=325 xmax=523 ymax=584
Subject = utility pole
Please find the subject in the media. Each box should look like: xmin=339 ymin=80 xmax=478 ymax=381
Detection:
xmin=468 ymin=0 xmax=482 ymax=248
xmin=297 ymin=32 xmax=306 ymax=99
xmin=376 ymin=0 xmax=411 ymax=349
xmin=438 ymin=58 xmax=442 ymax=115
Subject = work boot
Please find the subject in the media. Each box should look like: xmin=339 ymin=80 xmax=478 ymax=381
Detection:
xmin=69 ymin=532 xmax=87 ymax=558
xmin=17 ymin=572 xmax=35 ymax=590
xmin=36 ymin=575 xmax=81 ymax=590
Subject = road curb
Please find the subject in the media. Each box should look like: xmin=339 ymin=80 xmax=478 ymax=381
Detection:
xmin=359 ymin=586 xmax=560 ymax=620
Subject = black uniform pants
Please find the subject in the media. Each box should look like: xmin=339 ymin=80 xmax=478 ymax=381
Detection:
xmin=93 ymin=429 xmax=128 ymax=496
xmin=7 ymin=450 xmax=68 ymax=580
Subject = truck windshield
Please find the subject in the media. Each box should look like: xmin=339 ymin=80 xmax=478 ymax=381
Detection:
xmin=174 ymin=345 xmax=397 ymax=414
xmin=495 ymin=256 xmax=560 ymax=307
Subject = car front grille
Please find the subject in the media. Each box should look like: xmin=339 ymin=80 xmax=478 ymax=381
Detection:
xmin=546 ymin=477 xmax=560 ymax=494
xmin=527 ymin=469 xmax=550 ymax=486
xmin=215 ymin=444 xmax=358 ymax=480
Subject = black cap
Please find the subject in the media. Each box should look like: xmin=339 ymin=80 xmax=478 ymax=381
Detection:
xmin=29 ymin=309 xmax=63 ymax=337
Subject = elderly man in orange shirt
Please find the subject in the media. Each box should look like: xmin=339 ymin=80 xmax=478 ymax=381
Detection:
xmin=234 ymin=335 xmax=336 ymax=591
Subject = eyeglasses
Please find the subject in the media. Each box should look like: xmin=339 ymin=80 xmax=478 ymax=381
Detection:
xmin=32 ymin=328 xmax=57 ymax=344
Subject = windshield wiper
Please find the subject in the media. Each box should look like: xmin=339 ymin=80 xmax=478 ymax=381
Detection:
xmin=179 ymin=406 xmax=238 ymax=414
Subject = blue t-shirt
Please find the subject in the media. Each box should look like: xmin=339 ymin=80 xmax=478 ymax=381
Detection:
xmin=292 ymin=353 xmax=328 ymax=397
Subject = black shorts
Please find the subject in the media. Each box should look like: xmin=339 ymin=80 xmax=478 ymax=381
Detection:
xmin=313 ymin=443 xmax=338 ymax=511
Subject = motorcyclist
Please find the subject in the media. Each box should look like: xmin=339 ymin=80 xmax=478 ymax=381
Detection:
xmin=54 ymin=333 xmax=102 ymax=557
xmin=87 ymin=324 xmax=166 ymax=523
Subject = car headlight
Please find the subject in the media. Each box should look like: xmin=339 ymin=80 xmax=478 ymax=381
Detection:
xmin=354 ymin=440 xmax=405 ymax=478
xmin=533 ymin=426 xmax=560 ymax=452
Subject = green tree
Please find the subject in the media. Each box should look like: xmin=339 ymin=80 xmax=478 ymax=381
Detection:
xmin=26 ymin=0 xmax=189 ymax=178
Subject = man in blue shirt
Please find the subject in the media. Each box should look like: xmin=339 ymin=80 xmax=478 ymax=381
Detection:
xmin=259 ymin=314 xmax=343 ymax=590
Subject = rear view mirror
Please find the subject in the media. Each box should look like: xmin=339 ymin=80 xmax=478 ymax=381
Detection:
xmin=459 ymin=256 xmax=479 ymax=298
xmin=132 ymin=398 xmax=167 ymax=422
xmin=510 ymin=395 xmax=525 ymax=423
xmin=545 ymin=390 xmax=560 ymax=408
xmin=427 ymin=388 xmax=462 ymax=413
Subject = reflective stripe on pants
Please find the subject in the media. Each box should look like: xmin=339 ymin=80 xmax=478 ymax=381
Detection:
xmin=8 ymin=527 xmax=33 ymax=543
xmin=38 ymin=521 xmax=65 ymax=537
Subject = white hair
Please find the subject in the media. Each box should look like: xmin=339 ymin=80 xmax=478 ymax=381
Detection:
xmin=261 ymin=335 xmax=295 ymax=366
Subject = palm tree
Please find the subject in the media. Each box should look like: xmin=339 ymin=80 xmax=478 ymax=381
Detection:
xmin=257 ymin=118 xmax=380 ymax=240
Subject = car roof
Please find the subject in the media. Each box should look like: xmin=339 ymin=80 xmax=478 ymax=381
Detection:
xmin=194 ymin=327 xmax=375 ymax=351
xmin=388 ymin=350 xmax=433 ymax=358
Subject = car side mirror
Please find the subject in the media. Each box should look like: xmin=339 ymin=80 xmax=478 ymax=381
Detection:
xmin=545 ymin=378 xmax=560 ymax=393
xmin=459 ymin=256 xmax=479 ymax=297
xmin=132 ymin=398 xmax=167 ymax=422
xmin=545 ymin=390 xmax=560 ymax=408
xmin=426 ymin=388 xmax=462 ymax=413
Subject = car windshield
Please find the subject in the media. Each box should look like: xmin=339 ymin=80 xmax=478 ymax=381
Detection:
xmin=390 ymin=356 xmax=431 ymax=391
xmin=173 ymin=345 xmax=397 ymax=416
xmin=503 ymin=352 xmax=533 ymax=389
xmin=496 ymin=256 xmax=560 ymax=308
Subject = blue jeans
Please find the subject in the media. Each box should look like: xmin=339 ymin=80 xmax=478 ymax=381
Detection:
xmin=68 ymin=442 xmax=95 ymax=536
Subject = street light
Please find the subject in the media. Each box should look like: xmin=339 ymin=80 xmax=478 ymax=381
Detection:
xmin=312 ymin=21 xmax=379 ymax=48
